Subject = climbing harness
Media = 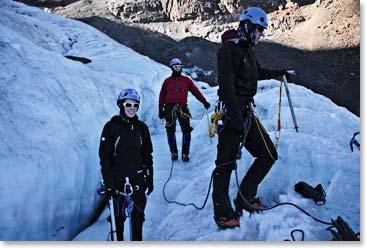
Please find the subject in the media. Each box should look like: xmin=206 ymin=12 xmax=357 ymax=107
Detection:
xmin=97 ymin=178 xmax=143 ymax=241
xmin=165 ymin=104 xmax=192 ymax=128
xmin=164 ymin=105 xmax=177 ymax=128
xmin=282 ymin=75 xmax=299 ymax=132
xmin=176 ymin=104 xmax=192 ymax=118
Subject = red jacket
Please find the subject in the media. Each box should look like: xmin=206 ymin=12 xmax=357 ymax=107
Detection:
xmin=159 ymin=75 xmax=207 ymax=111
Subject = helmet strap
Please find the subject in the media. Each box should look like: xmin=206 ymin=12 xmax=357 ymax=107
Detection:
xmin=238 ymin=20 xmax=257 ymax=46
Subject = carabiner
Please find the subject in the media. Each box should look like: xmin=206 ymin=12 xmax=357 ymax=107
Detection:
xmin=124 ymin=177 xmax=133 ymax=196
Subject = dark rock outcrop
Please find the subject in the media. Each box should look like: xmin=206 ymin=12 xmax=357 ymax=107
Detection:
xmin=21 ymin=0 xmax=361 ymax=116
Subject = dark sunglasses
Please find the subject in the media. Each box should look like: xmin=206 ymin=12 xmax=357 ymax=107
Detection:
xmin=172 ymin=64 xmax=182 ymax=69
xmin=123 ymin=102 xmax=139 ymax=108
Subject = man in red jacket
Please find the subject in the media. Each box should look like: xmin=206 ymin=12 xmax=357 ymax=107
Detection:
xmin=159 ymin=58 xmax=210 ymax=162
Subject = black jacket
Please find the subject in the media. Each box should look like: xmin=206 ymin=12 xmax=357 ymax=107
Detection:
xmin=99 ymin=114 xmax=153 ymax=188
xmin=217 ymin=29 xmax=284 ymax=132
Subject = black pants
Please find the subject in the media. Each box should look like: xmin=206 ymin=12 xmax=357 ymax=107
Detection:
xmin=110 ymin=177 xmax=147 ymax=241
xmin=163 ymin=103 xmax=192 ymax=154
xmin=212 ymin=114 xmax=278 ymax=218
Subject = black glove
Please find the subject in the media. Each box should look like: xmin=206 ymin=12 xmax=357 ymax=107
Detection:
xmin=282 ymin=69 xmax=297 ymax=80
xmin=144 ymin=167 xmax=154 ymax=195
xmin=158 ymin=110 xmax=165 ymax=119
xmin=105 ymin=187 xmax=116 ymax=198
xmin=146 ymin=175 xmax=154 ymax=195
xmin=203 ymin=102 xmax=211 ymax=110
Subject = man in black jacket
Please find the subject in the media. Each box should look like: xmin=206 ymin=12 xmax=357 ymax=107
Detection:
xmin=99 ymin=88 xmax=153 ymax=240
xmin=212 ymin=7 xmax=295 ymax=230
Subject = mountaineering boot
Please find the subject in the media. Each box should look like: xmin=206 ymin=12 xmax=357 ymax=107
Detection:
xmin=182 ymin=153 xmax=189 ymax=162
xmin=214 ymin=214 xmax=240 ymax=230
xmin=167 ymin=132 xmax=178 ymax=160
xmin=182 ymin=132 xmax=191 ymax=155
xmin=233 ymin=198 xmax=243 ymax=217
xmin=171 ymin=152 xmax=178 ymax=161
xmin=181 ymin=132 xmax=191 ymax=162
xmin=234 ymin=197 xmax=267 ymax=215
xmin=212 ymin=167 xmax=238 ymax=229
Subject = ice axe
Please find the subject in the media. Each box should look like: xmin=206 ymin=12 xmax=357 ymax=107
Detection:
xmin=108 ymin=196 xmax=118 ymax=241
xmin=282 ymin=71 xmax=299 ymax=132
xmin=97 ymin=181 xmax=118 ymax=241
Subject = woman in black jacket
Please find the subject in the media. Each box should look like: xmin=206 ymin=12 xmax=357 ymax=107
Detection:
xmin=99 ymin=88 xmax=153 ymax=241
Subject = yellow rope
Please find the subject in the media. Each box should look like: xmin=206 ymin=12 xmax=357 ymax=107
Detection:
xmin=208 ymin=111 xmax=222 ymax=138
xmin=176 ymin=105 xmax=192 ymax=119
xmin=253 ymin=112 xmax=277 ymax=161
xmin=207 ymin=102 xmax=276 ymax=161
xmin=165 ymin=104 xmax=192 ymax=128
xmin=164 ymin=106 xmax=177 ymax=127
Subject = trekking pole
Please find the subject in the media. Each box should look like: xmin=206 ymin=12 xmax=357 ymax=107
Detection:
xmin=275 ymin=80 xmax=283 ymax=148
xmin=206 ymin=110 xmax=213 ymax=145
xmin=108 ymin=196 xmax=117 ymax=241
xmin=124 ymin=177 xmax=134 ymax=241
xmin=282 ymin=74 xmax=299 ymax=132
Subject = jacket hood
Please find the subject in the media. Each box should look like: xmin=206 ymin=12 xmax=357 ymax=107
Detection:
xmin=221 ymin=29 xmax=250 ymax=47
xmin=221 ymin=29 xmax=241 ymax=44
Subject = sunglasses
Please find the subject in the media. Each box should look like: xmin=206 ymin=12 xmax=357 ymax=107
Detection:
xmin=172 ymin=65 xmax=182 ymax=69
xmin=123 ymin=102 xmax=139 ymax=108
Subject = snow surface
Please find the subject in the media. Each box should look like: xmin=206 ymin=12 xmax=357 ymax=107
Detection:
xmin=0 ymin=0 xmax=361 ymax=244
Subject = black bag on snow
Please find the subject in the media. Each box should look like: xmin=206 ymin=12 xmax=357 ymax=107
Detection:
xmin=294 ymin=182 xmax=326 ymax=205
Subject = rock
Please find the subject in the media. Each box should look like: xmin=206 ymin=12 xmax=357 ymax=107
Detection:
xmin=30 ymin=0 xmax=360 ymax=116
xmin=16 ymin=0 xmax=79 ymax=8
xmin=108 ymin=0 xmax=168 ymax=23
